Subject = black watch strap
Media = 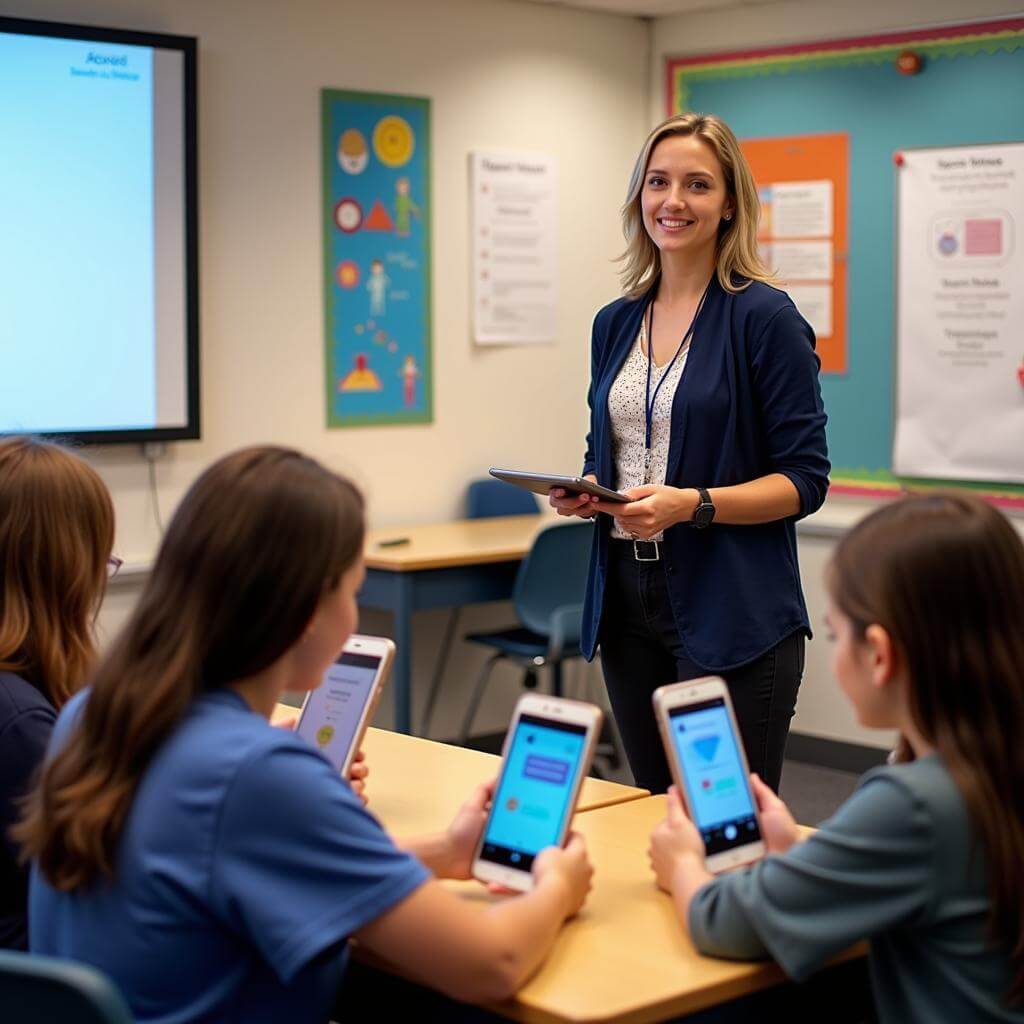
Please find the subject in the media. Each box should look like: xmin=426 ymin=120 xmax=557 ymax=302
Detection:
xmin=692 ymin=486 xmax=715 ymax=529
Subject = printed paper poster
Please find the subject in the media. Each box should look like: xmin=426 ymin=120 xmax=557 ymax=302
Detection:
xmin=471 ymin=151 xmax=558 ymax=345
xmin=741 ymin=134 xmax=848 ymax=373
xmin=322 ymin=90 xmax=432 ymax=426
xmin=893 ymin=142 xmax=1024 ymax=484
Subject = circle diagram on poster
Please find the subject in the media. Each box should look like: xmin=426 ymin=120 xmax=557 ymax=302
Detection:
xmin=337 ymin=129 xmax=369 ymax=174
xmin=336 ymin=260 xmax=360 ymax=288
xmin=373 ymin=115 xmax=415 ymax=167
xmin=334 ymin=197 xmax=363 ymax=233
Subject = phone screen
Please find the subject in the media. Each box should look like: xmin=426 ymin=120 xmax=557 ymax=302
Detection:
xmin=296 ymin=651 xmax=381 ymax=771
xmin=479 ymin=714 xmax=587 ymax=872
xmin=669 ymin=698 xmax=761 ymax=857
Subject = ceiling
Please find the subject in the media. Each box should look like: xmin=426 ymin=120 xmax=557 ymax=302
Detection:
xmin=523 ymin=0 xmax=782 ymax=17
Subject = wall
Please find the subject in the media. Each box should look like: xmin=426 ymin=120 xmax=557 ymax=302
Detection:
xmin=9 ymin=0 xmax=648 ymax=735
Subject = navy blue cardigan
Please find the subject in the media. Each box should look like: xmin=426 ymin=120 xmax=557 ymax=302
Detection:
xmin=580 ymin=277 xmax=830 ymax=669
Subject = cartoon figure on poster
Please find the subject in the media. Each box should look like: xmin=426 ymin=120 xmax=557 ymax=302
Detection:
xmin=322 ymin=90 xmax=432 ymax=427
xmin=367 ymin=259 xmax=389 ymax=316
xmin=400 ymin=355 xmax=420 ymax=408
xmin=394 ymin=178 xmax=420 ymax=237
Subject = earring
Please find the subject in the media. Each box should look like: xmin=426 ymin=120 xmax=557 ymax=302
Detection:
xmin=723 ymin=213 xmax=733 ymax=221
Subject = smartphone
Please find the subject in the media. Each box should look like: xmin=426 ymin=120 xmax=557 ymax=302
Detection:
xmin=472 ymin=694 xmax=603 ymax=892
xmin=295 ymin=634 xmax=395 ymax=777
xmin=653 ymin=677 xmax=765 ymax=873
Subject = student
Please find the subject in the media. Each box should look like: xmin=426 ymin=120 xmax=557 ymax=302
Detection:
xmin=647 ymin=494 xmax=1024 ymax=1022
xmin=17 ymin=447 xmax=593 ymax=1023
xmin=0 ymin=436 xmax=115 ymax=950
xmin=550 ymin=112 xmax=829 ymax=794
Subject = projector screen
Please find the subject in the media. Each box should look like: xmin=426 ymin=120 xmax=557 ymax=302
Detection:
xmin=0 ymin=17 xmax=198 ymax=444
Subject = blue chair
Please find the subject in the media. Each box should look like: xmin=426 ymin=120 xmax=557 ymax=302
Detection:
xmin=457 ymin=520 xmax=594 ymax=744
xmin=465 ymin=478 xmax=539 ymax=519
xmin=419 ymin=478 xmax=539 ymax=736
xmin=0 ymin=950 xmax=133 ymax=1023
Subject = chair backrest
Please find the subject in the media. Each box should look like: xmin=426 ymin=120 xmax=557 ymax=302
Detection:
xmin=465 ymin=478 xmax=539 ymax=519
xmin=0 ymin=950 xmax=133 ymax=1024
xmin=514 ymin=521 xmax=594 ymax=637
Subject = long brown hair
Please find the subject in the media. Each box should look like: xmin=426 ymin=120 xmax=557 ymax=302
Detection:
xmin=16 ymin=446 xmax=364 ymax=890
xmin=618 ymin=112 xmax=773 ymax=299
xmin=828 ymin=494 xmax=1024 ymax=1004
xmin=0 ymin=437 xmax=114 ymax=707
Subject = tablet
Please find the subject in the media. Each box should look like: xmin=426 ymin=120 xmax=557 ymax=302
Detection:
xmin=489 ymin=467 xmax=629 ymax=504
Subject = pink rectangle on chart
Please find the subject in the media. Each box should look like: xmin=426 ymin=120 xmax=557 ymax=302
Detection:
xmin=964 ymin=219 xmax=1002 ymax=255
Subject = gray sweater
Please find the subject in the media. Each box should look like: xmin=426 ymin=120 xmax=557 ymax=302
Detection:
xmin=689 ymin=756 xmax=1023 ymax=1023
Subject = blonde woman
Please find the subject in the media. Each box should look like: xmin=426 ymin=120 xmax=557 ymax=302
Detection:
xmin=551 ymin=114 xmax=829 ymax=793
xmin=0 ymin=436 xmax=115 ymax=949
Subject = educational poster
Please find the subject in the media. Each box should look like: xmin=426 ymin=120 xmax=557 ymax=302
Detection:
xmin=470 ymin=150 xmax=558 ymax=345
xmin=741 ymin=134 xmax=848 ymax=373
xmin=893 ymin=142 xmax=1024 ymax=484
xmin=322 ymin=90 xmax=431 ymax=426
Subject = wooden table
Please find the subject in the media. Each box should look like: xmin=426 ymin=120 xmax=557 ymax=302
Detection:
xmin=270 ymin=709 xmax=649 ymax=834
xmin=360 ymin=515 xmax=563 ymax=734
xmin=273 ymin=709 xmax=864 ymax=1022
xmin=470 ymin=795 xmax=864 ymax=1023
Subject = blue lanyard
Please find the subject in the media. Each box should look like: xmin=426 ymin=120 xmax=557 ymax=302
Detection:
xmin=643 ymin=281 xmax=711 ymax=460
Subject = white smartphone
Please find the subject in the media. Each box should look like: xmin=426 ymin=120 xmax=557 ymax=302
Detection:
xmin=472 ymin=694 xmax=603 ymax=892
xmin=653 ymin=677 xmax=766 ymax=873
xmin=295 ymin=634 xmax=395 ymax=777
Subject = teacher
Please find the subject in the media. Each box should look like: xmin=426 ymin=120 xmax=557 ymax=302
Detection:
xmin=551 ymin=113 xmax=829 ymax=793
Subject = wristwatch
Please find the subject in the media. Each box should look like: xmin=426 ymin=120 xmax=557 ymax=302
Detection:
xmin=692 ymin=487 xmax=715 ymax=529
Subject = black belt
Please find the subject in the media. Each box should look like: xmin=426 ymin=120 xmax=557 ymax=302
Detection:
xmin=612 ymin=538 xmax=661 ymax=562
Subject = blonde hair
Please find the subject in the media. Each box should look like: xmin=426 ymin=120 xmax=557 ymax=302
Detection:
xmin=618 ymin=113 xmax=772 ymax=299
xmin=0 ymin=437 xmax=114 ymax=708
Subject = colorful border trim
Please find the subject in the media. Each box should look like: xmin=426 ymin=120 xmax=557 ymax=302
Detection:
xmin=667 ymin=18 xmax=1024 ymax=113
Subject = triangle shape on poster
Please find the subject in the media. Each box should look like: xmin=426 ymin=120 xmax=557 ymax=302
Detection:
xmin=364 ymin=200 xmax=394 ymax=232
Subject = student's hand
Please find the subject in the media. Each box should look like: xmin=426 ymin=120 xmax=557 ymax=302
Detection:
xmin=549 ymin=475 xmax=599 ymax=519
xmin=533 ymin=833 xmax=594 ymax=918
xmin=274 ymin=714 xmax=298 ymax=731
xmin=750 ymin=773 xmax=799 ymax=854
xmin=348 ymin=750 xmax=369 ymax=805
xmin=648 ymin=786 xmax=705 ymax=893
xmin=592 ymin=485 xmax=698 ymax=539
xmin=442 ymin=779 xmax=497 ymax=880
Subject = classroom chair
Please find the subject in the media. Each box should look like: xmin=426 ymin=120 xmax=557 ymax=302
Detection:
xmin=456 ymin=520 xmax=593 ymax=745
xmin=0 ymin=949 xmax=133 ymax=1024
xmin=419 ymin=477 xmax=539 ymax=736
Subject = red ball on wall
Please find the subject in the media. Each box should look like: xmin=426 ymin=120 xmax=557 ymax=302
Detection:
xmin=896 ymin=50 xmax=923 ymax=75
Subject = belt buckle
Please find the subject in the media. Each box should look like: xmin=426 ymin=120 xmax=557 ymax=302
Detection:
xmin=633 ymin=539 xmax=659 ymax=562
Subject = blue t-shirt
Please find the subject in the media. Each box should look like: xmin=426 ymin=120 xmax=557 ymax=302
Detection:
xmin=30 ymin=688 xmax=430 ymax=1024
xmin=0 ymin=671 xmax=57 ymax=950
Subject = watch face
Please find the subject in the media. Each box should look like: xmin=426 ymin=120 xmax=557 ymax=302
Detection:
xmin=695 ymin=500 xmax=715 ymax=527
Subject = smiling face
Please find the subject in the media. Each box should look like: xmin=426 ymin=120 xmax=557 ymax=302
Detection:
xmin=641 ymin=134 xmax=733 ymax=267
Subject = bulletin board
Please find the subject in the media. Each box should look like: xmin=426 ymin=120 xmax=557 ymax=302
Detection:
xmin=667 ymin=18 xmax=1024 ymax=507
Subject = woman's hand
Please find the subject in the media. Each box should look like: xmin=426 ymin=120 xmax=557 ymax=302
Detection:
xmin=348 ymin=749 xmax=369 ymax=805
xmin=439 ymin=779 xmax=496 ymax=880
xmin=549 ymin=474 xmax=599 ymax=519
xmin=750 ymin=773 xmax=799 ymax=854
xmin=593 ymin=485 xmax=697 ymax=540
xmin=532 ymin=833 xmax=594 ymax=919
xmin=648 ymin=786 xmax=705 ymax=893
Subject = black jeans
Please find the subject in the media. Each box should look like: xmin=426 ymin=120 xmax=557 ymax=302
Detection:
xmin=599 ymin=539 xmax=804 ymax=793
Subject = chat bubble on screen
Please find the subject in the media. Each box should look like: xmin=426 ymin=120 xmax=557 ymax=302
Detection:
xmin=523 ymin=755 xmax=570 ymax=785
